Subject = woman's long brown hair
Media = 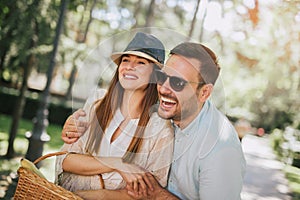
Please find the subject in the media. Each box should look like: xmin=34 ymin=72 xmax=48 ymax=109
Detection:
xmin=85 ymin=62 xmax=160 ymax=163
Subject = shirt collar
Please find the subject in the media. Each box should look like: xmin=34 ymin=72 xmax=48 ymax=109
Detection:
xmin=172 ymin=101 xmax=209 ymax=137
xmin=115 ymin=108 xmax=139 ymax=124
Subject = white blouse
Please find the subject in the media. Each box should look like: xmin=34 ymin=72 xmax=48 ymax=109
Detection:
xmin=55 ymin=89 xmax=174 ymax=192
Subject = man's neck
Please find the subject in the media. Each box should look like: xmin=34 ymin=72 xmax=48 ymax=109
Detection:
xmin=174 ymin=103 xmax=204 ymax=129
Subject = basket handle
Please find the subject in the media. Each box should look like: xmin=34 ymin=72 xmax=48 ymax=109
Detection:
xmin=33 ymin=151 xmax=68 ymax=165
xmin=33 ymin=151 xmax=105 ymax=189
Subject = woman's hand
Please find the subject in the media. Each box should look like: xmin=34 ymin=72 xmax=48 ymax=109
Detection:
xmin=61 ymin=109 xmax=89 ymax=144
xmin=117 ymin=162 xmax=153 ymax=196
xmin=98 ymin=157 xmax=153 ymax=196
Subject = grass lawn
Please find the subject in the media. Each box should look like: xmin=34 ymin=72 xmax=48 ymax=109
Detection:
xmin=0 ymin=113 xmax=64 ymax=199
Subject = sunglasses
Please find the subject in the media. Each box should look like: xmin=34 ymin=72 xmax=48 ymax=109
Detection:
xmin=154 ymin=70 xmax=205 ymax=92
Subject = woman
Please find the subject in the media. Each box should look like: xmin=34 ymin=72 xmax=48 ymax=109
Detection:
xmin=55 ymin=32 xmax=174 ymax=198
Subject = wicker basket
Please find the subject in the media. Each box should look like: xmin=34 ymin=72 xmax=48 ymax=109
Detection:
xmin=13 ymin=152 xmax=83 ymax=200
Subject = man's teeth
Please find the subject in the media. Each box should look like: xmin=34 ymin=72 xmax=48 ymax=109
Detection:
xmin=161 ymin=96 xmax=176 ymax=104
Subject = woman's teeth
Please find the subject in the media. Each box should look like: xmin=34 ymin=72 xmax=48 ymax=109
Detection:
xmin=124 ymin=74 xmax=137 ymax=79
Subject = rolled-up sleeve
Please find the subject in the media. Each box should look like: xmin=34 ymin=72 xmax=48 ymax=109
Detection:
xmin=55 ymin=89 xmax=107 ymax=184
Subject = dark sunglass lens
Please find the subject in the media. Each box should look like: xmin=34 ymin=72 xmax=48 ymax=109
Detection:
xmin=170 ymin=77 xmax=186 ymax=91
xmin=155 ymin=70 xmax=166 ymax=85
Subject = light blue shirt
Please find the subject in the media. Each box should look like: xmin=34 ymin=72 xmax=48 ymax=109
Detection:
xmin=167 ymin=100 xmax=246 ymax=200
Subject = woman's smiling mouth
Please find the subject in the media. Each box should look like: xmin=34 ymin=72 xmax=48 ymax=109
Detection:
xmin=123 ymin=73 xmax=138 ymax=80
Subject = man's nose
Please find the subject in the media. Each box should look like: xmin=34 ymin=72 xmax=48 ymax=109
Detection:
xmin=158 ymin=78 xmax=172 ymax=93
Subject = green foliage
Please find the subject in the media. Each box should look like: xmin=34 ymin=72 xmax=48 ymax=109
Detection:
xmin=270 ymin=129 xmax=285 ymax=158
xmin=0 ymin=0 xmax=61 ymax=86
xmin=1 ymin=1 xmax=300 ymax=197
xmin=221 ymin=2 xmax=300 ymax=131
xmin=284 ymin=165 xmax=300 ymax=199
xmin=1 ymin=0 xmax=300 ymax=133
xmin=270 ymin=127 xmax=300 ymax=198
xmin=270 ymin=127 xmax=300 ymax=167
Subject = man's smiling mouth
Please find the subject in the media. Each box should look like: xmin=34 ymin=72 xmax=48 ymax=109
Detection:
xmin=160 ymin=96 xmax=177 ymax=108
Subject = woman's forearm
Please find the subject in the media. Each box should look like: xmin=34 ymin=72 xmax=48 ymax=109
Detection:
xmin=62 ymin=154 xmax=120 ymax=175
xmin=62 ymin=153 xmax=148 ymax=190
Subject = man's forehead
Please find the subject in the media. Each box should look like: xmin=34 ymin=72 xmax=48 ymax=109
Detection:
xmin=164 ymin=54 xmax=200 ymax=74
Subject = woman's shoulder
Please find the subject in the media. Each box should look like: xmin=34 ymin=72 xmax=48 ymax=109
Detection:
xmin=83 ymin=88 xmax=107 ymax=113
xmin=149 ymin=111 xmax=169 ymax=124
xmin=89 ymin=88 xmax=107 ymax=102
xmin=148 ymin=112 xmax=173 ymax=134
xmin=143 ymin=112 xmax=174 ymax=149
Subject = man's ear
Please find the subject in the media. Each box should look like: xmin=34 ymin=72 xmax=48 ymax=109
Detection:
xmin=198 ymin=84 xmax=213 ymax=102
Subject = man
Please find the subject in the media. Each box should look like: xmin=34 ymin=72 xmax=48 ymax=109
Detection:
xmin=62 ymin=42 xmax=246 ymax=200
xmin=130 ymin=42 xmax=246 ymax=199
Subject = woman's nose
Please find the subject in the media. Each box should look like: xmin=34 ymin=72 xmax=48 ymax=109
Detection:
xmin=125 ymin=62 xmax=136 ymax=70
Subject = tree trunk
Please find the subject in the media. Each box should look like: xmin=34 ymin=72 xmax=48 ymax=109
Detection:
xmin=65 ymin=58 xmax=78 ymax=100
xmin=188 ymin=0 xmax=201 ymax=39
xmin=25 ymin=0 xmax=69 ymax=163
xmin=0 ymin=8 xmax=15 ymax=83
xmin=5 ymin=1 xmax=39 ymax=158
xmin=144 ymin=0 xmax=155 ymax=27
xmin=0 ymin=48 xmax=8 ymax=83
xmin=67 ymin=0 xmax=95 ymax=99
xmin=81 ymin=0 xmax=96 ymax=43
xmin=198 ymin=1 xmax=208 ymax=42
xmin=6 ymin=55 xmax=34 ymax=158
xmin=132 ymin=0 xmax=142 ymax=28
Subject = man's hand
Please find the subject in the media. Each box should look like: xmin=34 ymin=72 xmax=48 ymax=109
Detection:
xmin=117 ymin=163 xmax=153 ymax=197
xmin=126 ymin=173 xmax=158 ymax=199
xmin=127 ymin=173 xmax=178 ymax=200
xmin=61 ymin=109 xmax=89 ymax=144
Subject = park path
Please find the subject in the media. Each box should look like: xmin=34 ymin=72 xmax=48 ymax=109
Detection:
xmin=241 ymin=134 xmax=293 ymax=200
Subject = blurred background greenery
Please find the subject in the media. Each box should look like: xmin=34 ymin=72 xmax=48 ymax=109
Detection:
xmin=1 ymin=0 xmax=299 ymax=130
xmin=0 ymin=0 xmax=299 ymax=198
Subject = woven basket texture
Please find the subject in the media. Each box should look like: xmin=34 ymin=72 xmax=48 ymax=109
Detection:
xmin=13 ymin=152 xmax=83 ymax=200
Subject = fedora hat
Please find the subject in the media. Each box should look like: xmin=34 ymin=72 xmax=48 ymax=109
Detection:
xmin=111 ymin=32 xmax=165 ymax=66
